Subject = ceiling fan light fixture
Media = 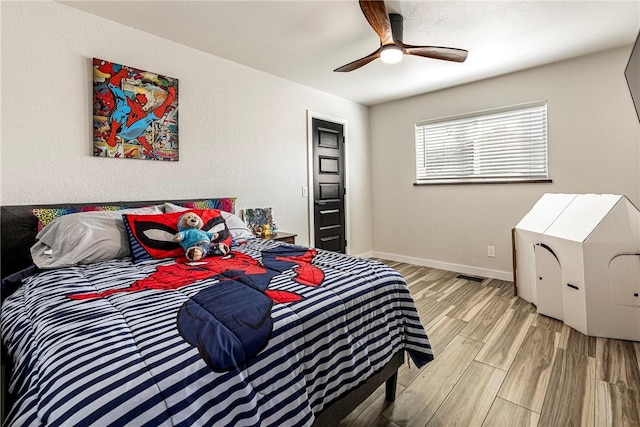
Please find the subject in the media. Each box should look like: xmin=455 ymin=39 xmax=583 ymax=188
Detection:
xmin=333 ymin=1 xmax=468 ymax=72
xmin=380 ymin=45 xmax=403 ymax=64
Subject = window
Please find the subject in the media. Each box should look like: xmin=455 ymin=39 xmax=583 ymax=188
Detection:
xmin=415 ymin=101 xmax=549 ymax=184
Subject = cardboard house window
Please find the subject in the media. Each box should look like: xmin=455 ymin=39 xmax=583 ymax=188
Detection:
xmin=414 ymin=101 xmax=549 ymax=185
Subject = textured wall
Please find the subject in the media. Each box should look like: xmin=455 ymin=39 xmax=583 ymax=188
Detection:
xmin=370 ymin=46 xmax=640 ymax=279
xmin=0 ymin=1 xmax=372 ymax=255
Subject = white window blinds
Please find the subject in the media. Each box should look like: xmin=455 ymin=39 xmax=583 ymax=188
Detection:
xmin=415 ymin=102 xmax=548 ymax=184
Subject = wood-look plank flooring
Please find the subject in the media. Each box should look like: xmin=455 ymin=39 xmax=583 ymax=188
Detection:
xmin=339 ymin=260 xmax=640 ymax=427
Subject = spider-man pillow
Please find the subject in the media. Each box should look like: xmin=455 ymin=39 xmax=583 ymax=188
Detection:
xmin=123 ymin=209 xmax=232 ymax=263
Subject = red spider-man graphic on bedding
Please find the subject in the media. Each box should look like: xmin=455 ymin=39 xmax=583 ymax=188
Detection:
xmin=69 ymin=246 xmax=324 ymax=372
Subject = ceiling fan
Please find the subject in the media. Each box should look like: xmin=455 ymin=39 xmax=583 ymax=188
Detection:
xmin=334 ymin=0 xmax=468 ymax=72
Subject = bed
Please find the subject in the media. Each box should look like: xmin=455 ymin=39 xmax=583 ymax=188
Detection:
xmin=0 ymin=198 xmax=433 ymax=426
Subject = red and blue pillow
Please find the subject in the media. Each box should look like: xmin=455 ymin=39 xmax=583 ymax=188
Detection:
xmin=123 ymin=209 xmax=232 ymax=263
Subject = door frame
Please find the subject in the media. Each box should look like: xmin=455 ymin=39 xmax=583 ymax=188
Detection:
xmin=306 ymin=110 xmax=350 ymax=254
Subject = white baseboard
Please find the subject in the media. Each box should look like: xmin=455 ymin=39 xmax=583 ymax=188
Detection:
xmin=370 ymin=251 xmax=513 ymax=282
xmin=354 ymin=251 xmax=374 ymax=259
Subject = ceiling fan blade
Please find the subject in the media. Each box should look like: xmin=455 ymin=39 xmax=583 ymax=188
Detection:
xmin=334 ymin=49 xmax=381 ymax=72
xmin=359 ymin=0 xmax=394 ymax=46
xmin=402 ymin=45 xmax=468 ymax=62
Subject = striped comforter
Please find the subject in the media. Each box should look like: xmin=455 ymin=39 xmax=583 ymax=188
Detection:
xmin=1 ymin=239 xmax=433 ymax=426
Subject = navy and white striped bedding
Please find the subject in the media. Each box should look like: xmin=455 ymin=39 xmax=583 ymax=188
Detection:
xmin=1 ymin=239 xmax=433 ymax=426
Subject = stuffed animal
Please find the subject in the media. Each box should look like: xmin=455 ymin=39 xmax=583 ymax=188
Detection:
xmin=173 ymin=212 xmax=230 ymax=261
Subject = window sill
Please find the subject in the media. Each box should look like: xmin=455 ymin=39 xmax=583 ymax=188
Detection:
xmin=413 ymin=179 xmax=553 ymax=186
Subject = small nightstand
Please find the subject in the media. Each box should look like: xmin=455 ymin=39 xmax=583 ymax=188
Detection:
xmin=264 ymin=232 xmax=296 ymax=244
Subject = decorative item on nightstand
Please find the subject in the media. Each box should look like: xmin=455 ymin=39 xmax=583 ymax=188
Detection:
xmin=241 ymin=208 xmax=295 ymax=243
xmin=242 ymin=207 xmax=274 ymax=237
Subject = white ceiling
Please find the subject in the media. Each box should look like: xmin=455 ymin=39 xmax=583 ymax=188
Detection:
xmin=60 ymin=0 xmax=640 ymax=106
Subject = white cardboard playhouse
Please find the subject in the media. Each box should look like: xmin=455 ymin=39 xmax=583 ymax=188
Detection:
xmin=514 ymin=193 xmax=640 ymax=341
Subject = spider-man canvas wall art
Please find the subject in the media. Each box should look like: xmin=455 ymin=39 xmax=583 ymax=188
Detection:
xmin=92 ymin=58 xmax=179 ymax=161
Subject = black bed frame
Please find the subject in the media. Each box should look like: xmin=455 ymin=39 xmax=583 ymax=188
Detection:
xmin=0 ymin=198 xmax=403 ymax=425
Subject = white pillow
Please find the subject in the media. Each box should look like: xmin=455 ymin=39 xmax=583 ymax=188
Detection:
xmin=163 ymin=202 xmax=255 ymax=242
xmin=31 ymin=206 xmax=163 ymax=269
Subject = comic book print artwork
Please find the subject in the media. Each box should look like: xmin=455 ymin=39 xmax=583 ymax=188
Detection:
xmin=92 ymin=58 xmax=179 ymax=161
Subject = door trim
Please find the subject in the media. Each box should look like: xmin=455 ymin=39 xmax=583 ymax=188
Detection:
xmin=306 ymin=110 xmax=350 ymax=254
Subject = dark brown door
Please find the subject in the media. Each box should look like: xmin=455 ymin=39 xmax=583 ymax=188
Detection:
xmin=312 ymin=118 xmax=346 ymax=253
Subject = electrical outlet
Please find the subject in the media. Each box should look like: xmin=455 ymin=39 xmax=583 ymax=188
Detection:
xmin=488 ymin=246 xmax=496 ymax=258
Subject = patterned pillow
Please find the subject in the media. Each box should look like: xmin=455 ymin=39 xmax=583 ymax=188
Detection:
xmin=170 ymin=198 xmax=236 ymax=214
xmin=123 ymin=209 xmax=232 ymax=263
xmin=31 ymin=206 xmax=121 ymax=231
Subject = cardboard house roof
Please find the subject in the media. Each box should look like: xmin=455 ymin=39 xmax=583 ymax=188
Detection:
xmin=544 ymin=194 xmax=627 ymax=243
xmin=517 ymin=193 xmax=640 ymax=244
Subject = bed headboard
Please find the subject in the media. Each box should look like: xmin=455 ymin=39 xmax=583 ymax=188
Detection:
xmin=0 ymin=197 xmax=236 ymax=279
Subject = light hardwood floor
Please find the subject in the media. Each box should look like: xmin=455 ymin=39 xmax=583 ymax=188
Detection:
xmin=339 ymin=260 xmax=640 ymax=427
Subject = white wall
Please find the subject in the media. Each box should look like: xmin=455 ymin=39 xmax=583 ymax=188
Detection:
xmin=0 ymin=1 xmax=373 ymax=256
xmin=370 ymin=46 xmax=640 ymax=280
